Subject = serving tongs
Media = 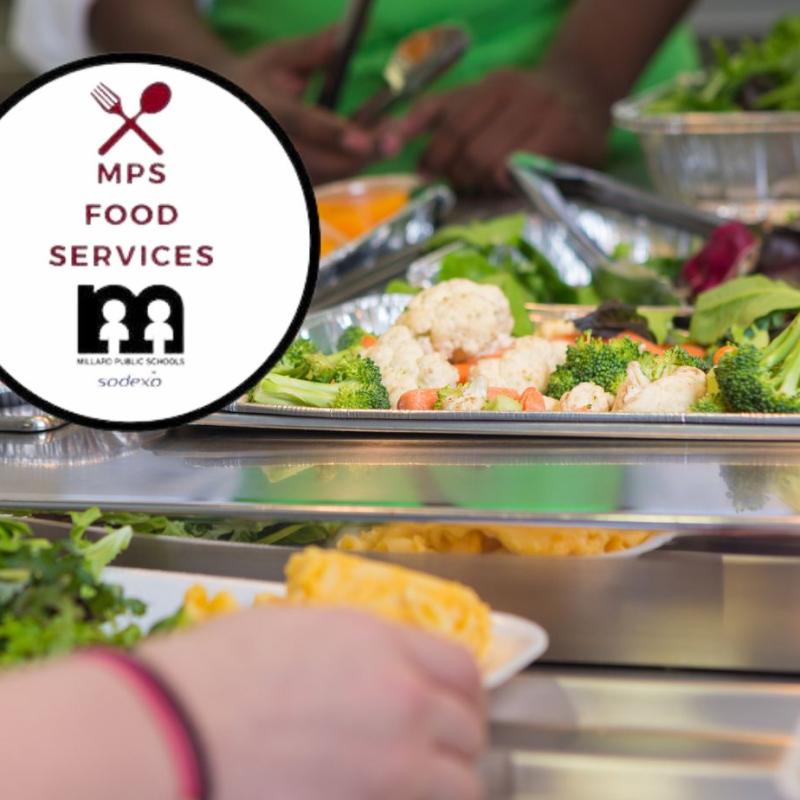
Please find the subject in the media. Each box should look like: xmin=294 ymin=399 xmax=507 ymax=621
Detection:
xmin=510 ymin=152 xmax=800 ymax=294
xmin=508 ymin=152 xmax=725 ymax=306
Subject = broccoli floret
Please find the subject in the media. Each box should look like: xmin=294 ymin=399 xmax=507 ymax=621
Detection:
xmin=641 ymin=346 xmax=710 ymax=382
xmin=434 ymin=386 xmax=460 ymax=410
xmin=271 ymin=338 xmax=379 ymax=384
xmin=272 ymin=339 xmax=319 ymax=378
xmin=251 ymin=355 xmax=389 ymax=410
xmin=544 ymin=367 xmax=578 ymax=400
xmin=716 ymin=313 xmax=800 ymax=413
xmin=337 ymin=325 xmax=370 ymax=351
xmin=690 ymin=394 xmax=728 ymax=413
xmin=545 ymin=334 xmax=641 ymax=396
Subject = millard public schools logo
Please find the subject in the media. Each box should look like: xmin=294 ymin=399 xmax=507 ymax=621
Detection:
xmin=77 ymin=285 xmax=184 ymax=356
xmin=0 ymin=55 xmax=318 ymax=430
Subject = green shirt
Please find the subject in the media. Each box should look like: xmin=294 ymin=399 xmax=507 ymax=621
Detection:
xmin=208 ymin=0 xmax=699 ymax=171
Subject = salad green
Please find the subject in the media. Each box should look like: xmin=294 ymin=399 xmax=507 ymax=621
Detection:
xmin=0 ymin=512 xmax=144 ymax=666
xmin=648 ymin=15 xmax=800 ymax=113
xmin=689 ymin=275 xmax=800 ymax=345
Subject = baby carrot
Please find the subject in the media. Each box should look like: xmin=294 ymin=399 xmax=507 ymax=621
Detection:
xmin=677 ymin=343 xmax=706 ymax=358
xmin=520 ymin=387 xmax=546 ymax=411
xmin=455 ymin=362 xmax=474 ymax=384
xmin=713 ymin=344 xmax=737 ymax=366
xmin=397 ymin=388 xmax=439 ymax=410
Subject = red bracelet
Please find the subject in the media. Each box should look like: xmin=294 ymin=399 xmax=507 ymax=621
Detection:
xmin=82 ymin=648 xmax=210 ymax=800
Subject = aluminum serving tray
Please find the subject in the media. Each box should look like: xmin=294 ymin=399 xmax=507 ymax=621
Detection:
xmin=0 ymin=403 xmax=66 ymax=433
xmin=0 ymin=382 xmax=24 ymax=409
xmin=406 ymin=207 xmax=701 ymax=291
xmin=200 ymin=294 xmax=800 ymax=441
xmin=614 ymin=82 xmax=800 ymax=223
xmin=313 ymin=177 xmax=455 ymax=308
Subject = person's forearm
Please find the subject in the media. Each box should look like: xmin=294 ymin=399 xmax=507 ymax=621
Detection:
xmin=89 ymin=0 xmax=236 ymax=74
xmin=541 ymin=0 xmax=696 ymax=103
xmin=2 ymin=656 xmax=175 ymax=800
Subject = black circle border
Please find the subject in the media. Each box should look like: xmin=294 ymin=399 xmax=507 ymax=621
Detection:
xmin=0 ymin=53 xmax=320 ymax=432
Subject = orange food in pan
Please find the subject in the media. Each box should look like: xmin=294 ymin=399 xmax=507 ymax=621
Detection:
xmin=318 ymin=187 xmax=410 ymax=257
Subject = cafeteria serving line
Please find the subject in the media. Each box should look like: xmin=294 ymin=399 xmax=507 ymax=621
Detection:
xmin=2 ymin=1 xmax=800 ymax=798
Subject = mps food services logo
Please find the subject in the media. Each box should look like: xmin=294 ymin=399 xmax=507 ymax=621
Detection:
xmin=0 ymin=56 xmax=318 ymax=429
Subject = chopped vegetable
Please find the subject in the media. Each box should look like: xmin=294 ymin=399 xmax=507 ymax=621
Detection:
xmin=252 ymin=370 xmax=390 ymax=410
xmin=712 ymin=345 xmax=737 ymax=366
xmin=647 ymin=16 xmax=800 ymax=113
xmin=545 ymin=334 xmax=642 ymax=396
xmin=716 ymin=312 xmax=800 ymax=412
xmin=483 ymin=394 xmax=522 ymax=412
xmin=520 ymin=387 xmax=546 ymax=411
xmin=681 ymin=222 xmax=758 ymax=295
xmin=689 ymin=275 xmax=800 ymax=345
xmin=337 ymin=325 xmax=370 ymax=351
xmin=0 ymin=514 xmax=143 ymax=665
xmin=253 ymin=343 xmax=391 ymax=410
xmin=397 ymin=388 xmax=438 ymax=411
xmin=690 ymin=394 xmax=728 ymax=413
xmin=639 ymin=346 xmax=709 ymax=381
xmin=83 ymin=512 xmax=339 ymax=547
xmin=486 ymin=387 xmax=521 ymax=403
xmin=420 ymin=214 xmax=578 ymax=335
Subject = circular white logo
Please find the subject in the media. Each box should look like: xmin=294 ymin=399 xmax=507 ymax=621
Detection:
xmin=0 ymin=55 xmax=318 ymax=429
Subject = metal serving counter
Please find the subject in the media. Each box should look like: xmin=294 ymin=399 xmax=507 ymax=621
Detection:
xmin=8 ymin=427 xmax=800 ymax=797
xmin=488 ymin=668 xmax=800 ymax=799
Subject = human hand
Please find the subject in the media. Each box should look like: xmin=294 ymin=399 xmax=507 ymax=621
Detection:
xmin=394 ymin=66 xmax=611 ymax=193
xmin=221 ymin=31 xmax=395 ymax=184
xmin=139 ymin=607 xmax=487 ymax=800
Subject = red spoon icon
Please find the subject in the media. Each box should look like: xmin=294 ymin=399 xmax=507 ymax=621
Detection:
xmin=94 ymin=82 xmax=172 ymax=156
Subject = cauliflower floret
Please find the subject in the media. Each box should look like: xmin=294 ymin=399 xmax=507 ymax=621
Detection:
xmin=559 ymin=382 xmax=614 ymax=412
xmin=613 ymin=363 xmax=706 ymax=413
xmin=418 ymin=353 xmax=458 ymax=390
xmin=612 ymin=361 xmax=651 ymax=411
xmin=440 ymin=377 xmax=489 ymax=412
xmin=365 ymin=324 xmax=457 ymax=408
xmin=472 ymin=336 xmax=568 ymax=393
xmin=397 ymin=279 xmax=513 ymax=360
xmin=543 ymin=395 xmax=560 ymax=411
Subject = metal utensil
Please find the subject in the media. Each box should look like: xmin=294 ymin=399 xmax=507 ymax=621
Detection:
xmin=317 ymin=0 xmax=374 ymax=111
xmin=353 ymin=25 xmax=470 ymax=126
xmin=508 ymin=155 xmax=684 ymax=306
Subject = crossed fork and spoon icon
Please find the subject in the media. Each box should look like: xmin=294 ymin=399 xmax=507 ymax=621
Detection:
xmin=91 ymin=82 xmax=172 ymax=156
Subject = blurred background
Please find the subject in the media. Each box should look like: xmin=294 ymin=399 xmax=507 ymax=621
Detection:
xmin=0 ymin=0 xmax=797 ymax=98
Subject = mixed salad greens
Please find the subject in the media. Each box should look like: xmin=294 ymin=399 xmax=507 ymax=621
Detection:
xmin=648 ymin=15 xmax=800 ymax=113
xmin=0 ymin=509 xmax=340 ymax=666
xmin=0 ymin=512 xmax=144 ymax=665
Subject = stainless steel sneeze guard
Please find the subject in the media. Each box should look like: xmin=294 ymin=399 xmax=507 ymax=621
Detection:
xmin=6 ymin=426 xmax=800 ymax=533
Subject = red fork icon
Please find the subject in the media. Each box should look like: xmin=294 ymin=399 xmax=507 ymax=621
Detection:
xmin=91 ymin=82 xmax=171 ymax=156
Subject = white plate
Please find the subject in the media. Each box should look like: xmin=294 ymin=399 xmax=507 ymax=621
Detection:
xmin=591 ymin=533 xmax=674 ymax=559
xmin=105 ymin=567 xmax=548 ymax=689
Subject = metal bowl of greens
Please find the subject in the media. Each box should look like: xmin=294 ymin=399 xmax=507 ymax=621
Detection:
xmin=613 ymin=15 xmax=800 ymax=223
